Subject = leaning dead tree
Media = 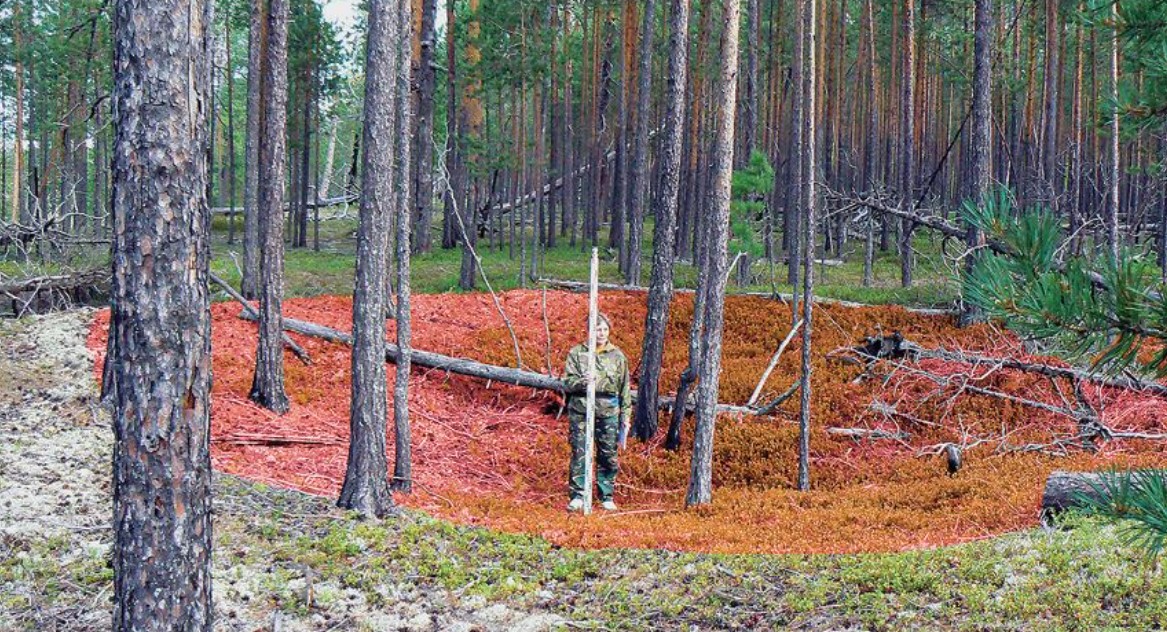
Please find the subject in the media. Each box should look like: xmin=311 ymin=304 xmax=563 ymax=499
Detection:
xmin=239 ymin=311 xmax=759 ymax=416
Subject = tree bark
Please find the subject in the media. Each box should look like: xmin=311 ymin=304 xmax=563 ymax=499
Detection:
xmin=249 ymin=0 xmax=291 ymax=414
xmin=1106 ymin=4 xmax=1120 ymax=263
xmin=625 ymin=0 xmax=656 ymax=286
xmin=797 ymin=0 xmax=817 ymax=492
xmin=961 ymin=0 xmax=992 ymax=327
xmin=899 ymin=0 xmax=917 ymax=288
xmin=110 ymin=0 xmax=213 ymax=627
xmin=634 ymin=0 xmax=690 ymax=442
xmin=411 ymin=0 xmax=436 ymax=254
xmin=392 ymin=0 xmax=415 ymax=494
xmin=338 ymin=0 xmax=400 ymax=518
xmin=242 ymin=0 xmax=265 ymax=299
xmin=226 ymin=16 xmax=238 ymax=245
xmin=687 ymin=0 xmax=742 ymax=507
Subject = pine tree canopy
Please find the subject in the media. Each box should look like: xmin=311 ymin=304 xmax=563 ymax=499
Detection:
xmin=963 ymin=192 xmax=1167 ymax=378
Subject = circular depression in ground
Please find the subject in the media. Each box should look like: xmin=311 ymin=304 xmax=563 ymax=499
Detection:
xmin=89 ymin=291 xmax=1167 ymax=554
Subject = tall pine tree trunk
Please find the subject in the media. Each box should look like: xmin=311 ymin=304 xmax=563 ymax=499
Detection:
xmin=797 ymin=0 xmax=817 ymax=492
xmin=626 ymin=0 xmax=656 ymax=285
xmin=412 ymin=0 xmax=436 ymax=254
xmin=898 ymin=0 xmax=917 ymax=288
xmin=110 ymin=0 xmax=213 ymax=627
xmin=634 ymin=0 xmax=690 ymax=442
xmin=393 ymin=0 xmax=415 ymax=493
xmin=249 ymin=0 xmax=291 ymax=414
xmin=687 ymin=0 xmax=743 ymax=508
xmin=961 ymin=0 xmax=992 ymax=327
xmin=339 ymin=0 xmax=401 ymax=517
xmin=242 ymin=0 xmax=265 ymax=299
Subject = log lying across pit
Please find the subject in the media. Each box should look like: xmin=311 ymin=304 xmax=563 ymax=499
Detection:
xmin=240 ymin=312 xmax=759 ymax=415
xmin=1041 ymin=470 xmax=1167 ymax=522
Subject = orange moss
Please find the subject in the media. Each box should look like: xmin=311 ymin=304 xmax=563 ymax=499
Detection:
xmin=87 ymin=291 xmax=1167 ymax=554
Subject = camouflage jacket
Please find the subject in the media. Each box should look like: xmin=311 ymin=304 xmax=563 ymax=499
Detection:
xmin=563 ymin=343 xmax=631 ymax=420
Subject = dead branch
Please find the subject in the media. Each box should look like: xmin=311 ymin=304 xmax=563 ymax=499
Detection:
xmin=827 ymin=427 xmax=911 ymax=441
xmin=209 ymin=272 xmax=311 ymax=365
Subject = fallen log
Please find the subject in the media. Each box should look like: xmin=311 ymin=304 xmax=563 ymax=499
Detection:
xmin=209 ymin=272 xmax=311 ymax=365
xmin=0 ymin=267 xmax=110 ymax=295
xmin=211 ymin=193 xmax=358 ymax=215
xmin=1042 ymin=470 xmax=1167 ymax=522
xmin=537 ymin=278 xmax=955 ymax=316
xmin=827 ymin=427 xmax=911 ymax=441
xmin=240 ymin=311 xmax=759 ymax=415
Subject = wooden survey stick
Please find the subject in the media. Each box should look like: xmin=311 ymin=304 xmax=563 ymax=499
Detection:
xmin=583 ymin=247 xmax=599 ymax=516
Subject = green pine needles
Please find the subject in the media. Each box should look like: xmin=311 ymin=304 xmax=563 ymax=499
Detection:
xmin=962 ymin=190 xmax=1167 ymax=378
xmin=1075 ymin=469 xmax=1167 ymax=562
xmin=729 ymin=150 xmax=775 ymax=259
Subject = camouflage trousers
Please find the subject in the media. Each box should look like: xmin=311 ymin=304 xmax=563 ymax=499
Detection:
xmin=568 ymin=410 xmax=620 ymax=502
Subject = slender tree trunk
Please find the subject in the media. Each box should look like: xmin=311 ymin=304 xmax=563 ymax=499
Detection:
xmin=1106 ymin=5 xmax=1119 ymax=262
xmin=1041 ymin=0 xmax=1060 ymax=211
xmin=226 ymin=17 xmax=238 ymax=245
xmin=862 ymin=0 xmax=877 ymax=287
xmin=393 ymin=0 xmax=415 ymax=493
xmin=626 ymin=0 xmax=656 ymax=285
xmin=339 ymin=0 xmax=401 ymax=518
xmin=249 ymin=0 xmax=291 ymax=414
xmin=12 ymin=8 xmax=24 ymax=223
xmin=797 ymin=0 xmax=817 ymax=492
xmin=634 ymin=0 xmax=690 ymax=442
xmin=1070 ymin=7 xmax=1083 ymax=254
xmin=687 ymin=0 xmax=742 ymax=508
xmin=899 ymin=0 xmax=917 ymax=288
xmin=961 ymin=0 xmax=992 ymax=327
xmin=443 ymin=0 xmax=459 ymax=250
xmin=110 ymin=0 xmax=213 ymax=628
xmin=412 ymin=0 xmax=436 ymax=254
xmin=242 ymin=0 xmax=265 ymax=299
xmin=740 ymin=0 xmax=760 ymax=166
xmin=787 ymin=0 xmax=805 ymax=289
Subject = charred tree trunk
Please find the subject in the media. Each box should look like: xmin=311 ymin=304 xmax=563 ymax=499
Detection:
xmin=110 ymin=0 xmax=213 ymax=628
xmin=634 ymin=0 xmax=690 ymax=442
xmin=249 ymin=0 xmax=291 ymax=414
xmin=339 ymin=0 xmax=401 ymax=517
xmin=687 ymin=0 xmax=742 ymax=507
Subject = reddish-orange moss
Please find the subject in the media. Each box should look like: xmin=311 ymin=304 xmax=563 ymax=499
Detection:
xmin=87 ymin=291 xmax=1167 ymax=554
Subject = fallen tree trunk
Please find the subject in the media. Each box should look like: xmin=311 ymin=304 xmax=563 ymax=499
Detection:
xmin=1042 ymin=470 xmax=1167 ymax=522
xmin=209 ymin=272 xmax=311 ymax=365
xmin=0 ymin=267 xmax=110 ymax=295
xmin=827 ymin=427 xmax=911 ymax=441
xmin=1041 ymin=471 xmax=1113 ymax=520
xmin=210 ymin=193 xmax=358 ymax=215
xmin=538 ymin=278 xmax=955 ymax=316
xmin=240 ymin=312 xmax=758 ymax=415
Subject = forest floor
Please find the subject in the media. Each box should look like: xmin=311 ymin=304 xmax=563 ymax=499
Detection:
xmin=5 ymin=305 xmax=1167 ymax=631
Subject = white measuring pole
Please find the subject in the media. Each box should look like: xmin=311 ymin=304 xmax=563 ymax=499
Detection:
xmin=583 ymin=247 xmax=599 ymax=516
